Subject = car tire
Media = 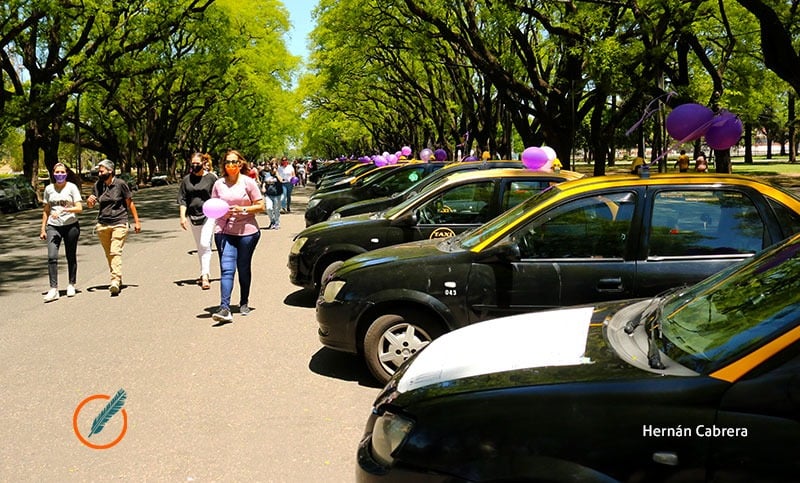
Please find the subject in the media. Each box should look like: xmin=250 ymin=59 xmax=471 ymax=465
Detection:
xmin=13 ymin=196 xmax=23 ymax=212
xmin=364 ymin=309 xmax=443 ymax=384
xmin=316 ymin=259 xmax=345 ymax=291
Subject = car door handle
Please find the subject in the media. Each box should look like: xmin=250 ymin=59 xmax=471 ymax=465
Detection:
xmin=597 ymin=278 xmax=624 ymax=292
xmin=652 ymin=451 xmax=679 ymax=466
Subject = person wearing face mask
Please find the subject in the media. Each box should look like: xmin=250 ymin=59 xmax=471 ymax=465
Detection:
xmin=40 ymin=162 xmax=83 ymax=302
xmin=178 ymin=152 xmax=217 ymax=290
xmin=86 ymin=159 xmax=141 ymax=296
xmin=210 ymin=150 xmax=265 ymax=323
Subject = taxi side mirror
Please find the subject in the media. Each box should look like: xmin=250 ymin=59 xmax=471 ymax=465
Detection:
xmin=390 ymin=211 xmax=418 ymax=227
xmin=475 ymin=242 xmax=520 ymax=263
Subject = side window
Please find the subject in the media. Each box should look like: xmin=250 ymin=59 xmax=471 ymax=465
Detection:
xmin=501 ymin=180 xmax=554 ymax=210
xmin=417 ymin=181 xmax=494 ymax=224
xmin=382 ymin=167 xmax=426 ymax=193
xmin=768 ymin=198 xmax=800 ymax=240
xmin=648 ymin=190 xmax=764 ymax=257
xmin=515 ymin=192 xmax=635 ymax=259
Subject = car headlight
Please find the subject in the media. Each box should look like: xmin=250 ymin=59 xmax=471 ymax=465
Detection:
xmin=307 ymin=198 xmax=321 ymax=209
xmin=330 ymin=212 xmax=341 ymax=220
xmin=322 ymin=280 xmax=346 ymax=303
xmin=371 ymin=411 xmax=414 ymax=466
xmin=290 ymin=237 xmax=308 ymax=255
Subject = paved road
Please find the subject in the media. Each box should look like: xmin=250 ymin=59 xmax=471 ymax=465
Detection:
xmin=0 ymin=182 xmax=381 ymax=481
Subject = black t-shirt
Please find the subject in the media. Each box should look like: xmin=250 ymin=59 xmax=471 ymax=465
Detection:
xmin=93 ymin=177 xmax=133 ymax=226
xmin=178 ymin=173 xmax=217 ymax=224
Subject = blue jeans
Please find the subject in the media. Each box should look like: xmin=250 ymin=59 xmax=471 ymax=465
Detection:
xmin=214 ymin=231 xmax=260 ymax=310
xmin=267 ymin=194 xmax=281 ymax=226
xmin=281 ymin=182 xmax=294 ymax=210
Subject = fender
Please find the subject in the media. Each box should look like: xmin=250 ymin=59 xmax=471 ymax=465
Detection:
xmin=354 ymin=288 xmax=459 ymax=335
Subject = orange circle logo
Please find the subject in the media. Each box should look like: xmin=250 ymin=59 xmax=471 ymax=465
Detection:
xmin=73 ymin=391 xmax=128 ymax=449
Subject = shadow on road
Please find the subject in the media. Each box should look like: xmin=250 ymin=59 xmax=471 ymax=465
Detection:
xmin=284 ymin=288 xmax=316 ymax=308
xmin=308 ymin=347 xmax=382 ymax=388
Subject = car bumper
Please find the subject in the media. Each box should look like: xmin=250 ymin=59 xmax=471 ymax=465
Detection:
xmin=357 ymin=433 xmax=451 ymax=483
xmin=316 ymin=298 xmax=362 ymax=354
xmin=288 ymin=253 xmax=314 ymax=289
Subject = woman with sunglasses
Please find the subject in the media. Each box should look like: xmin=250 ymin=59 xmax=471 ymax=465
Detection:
xmin=210 ymin=150 xmax=265 ymax=323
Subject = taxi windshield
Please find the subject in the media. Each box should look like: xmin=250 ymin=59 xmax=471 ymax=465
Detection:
xmin=384 ymin=176 xmax=451 ymax=218
xmin=457 ymin=185 xmax=562 ymax=249
xmin=355 ymin=166 xmax=394 ymax=186
xmin=659 ymin=238 xmax=800 ymax=374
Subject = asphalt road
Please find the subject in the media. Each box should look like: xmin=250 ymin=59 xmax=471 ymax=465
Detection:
xmin=0 ymin=182 xmax=381 ymax=481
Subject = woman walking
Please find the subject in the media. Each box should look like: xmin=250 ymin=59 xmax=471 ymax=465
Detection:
xmin=211 ymin=150 xmax=265 ymax=323
xmin=262 ymin=163 xmax=283 ymax=229
xmin=178 ymin=152 xmax=217 ymax=289
xmin=278 ymin=157 xmax=295 ymax=212
xmin=86 ymin=159 xmax=141 ymax=296
xmin=40 ymin=162 xmax=83 ymax=302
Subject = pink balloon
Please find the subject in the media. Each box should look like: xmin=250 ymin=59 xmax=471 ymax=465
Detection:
xmin=666 ymin=103 xmax=714 ymax=142
xmin=202 ymin=198 xmax=230 ymax=219
xmin=387 ymin=154 xmax=398 ymax=164
xmin=401 ymin=146 xmax=412 ymax=156
xmin=521 ymin=147 xmax=548 ymax=169
xmin=705 ymin=112 xmax=742 ymax=150
xmin=419 ymin=148 xmax=433 ymax=162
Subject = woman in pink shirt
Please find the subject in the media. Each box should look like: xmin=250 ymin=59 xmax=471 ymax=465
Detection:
xmin=210 ymin=150 xmax=265 ymax=323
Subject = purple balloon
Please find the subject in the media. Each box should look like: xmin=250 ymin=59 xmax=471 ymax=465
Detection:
xmin=374 ymin=155 xmax=388 ymax=167
xmin=202 ymin=198 xmax=229 ymax=219
xmin=401 ymin=146 xmax=412 ymax=156
xmin=462 ymin=156 xmax=478 ymax=162
xmin=434 ymin=149 xmax=447 ymax=161
xmin=419 ymin=148 xmax=433 ymax=162
xmin=666 ymin=103 xmax=714 ymax=142
xmin=387 ymin=154 xmax=398 ymax=164
xmin=291 ymin=176 xmax=299 ymax=185
xmin=705 ymin=112 xmax=743 ymax=150
xmin=521 ymin=147 xmax=548 ymax=169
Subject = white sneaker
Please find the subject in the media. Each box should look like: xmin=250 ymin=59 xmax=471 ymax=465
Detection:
xmin=44 ymin=288 xmax=59 ymax=302
xmin=66 ymin=285 xmax=76 ymax=297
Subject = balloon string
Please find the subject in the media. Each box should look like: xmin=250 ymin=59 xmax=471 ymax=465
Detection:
xmin=625 ymin=91 xmax=676 ymax=136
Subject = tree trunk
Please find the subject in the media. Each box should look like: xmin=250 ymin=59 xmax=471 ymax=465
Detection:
xmin=744 ymin=122 xmax=753 ymax=164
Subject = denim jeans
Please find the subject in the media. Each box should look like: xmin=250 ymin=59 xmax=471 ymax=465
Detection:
xmin=281 ymin=182 xmax=294 ymax=210
xmin=214 ymin=230 xmax=260 ymax=310
xmin=47 ymin=223 xmax=80 ymax=288
xmin=267 ymin=194 xmax=281 ymax=226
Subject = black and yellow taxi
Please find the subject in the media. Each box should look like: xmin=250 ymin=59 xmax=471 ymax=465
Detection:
xmin=328 ymin=160 xmax=528 ymax=220
xmin=357 ymin=232 xmax=800 ymax=482
xmin=305 ymin=162 xmax=448 ymax=226
xmin=290 ymin=168 xmax=581 ymax=290
xmin=316 ymin=173 xmax=800 ymax=383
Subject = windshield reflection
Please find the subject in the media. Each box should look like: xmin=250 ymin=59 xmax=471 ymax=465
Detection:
xmin=457 ymin=185 xmax=562 ymax=249
xmin=660 ymin=237 xmax=800 ymax=374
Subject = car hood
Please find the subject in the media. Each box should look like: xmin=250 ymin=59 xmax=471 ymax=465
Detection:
xmin=379 ymin=300 xmax=673 ymax=406
xmin=337 ymin=238 xmax=448 ymax=274
xmin=298 ymin=213 xmax=383 ymax=238
xmin=396 ymin=307 xmax=597 ymax=393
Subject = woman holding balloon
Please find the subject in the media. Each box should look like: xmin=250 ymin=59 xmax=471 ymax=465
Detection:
xmin=205 ymin=149 xmax=264 ymax=323
xmin=178 ymin=152 xmax=217 ymax=290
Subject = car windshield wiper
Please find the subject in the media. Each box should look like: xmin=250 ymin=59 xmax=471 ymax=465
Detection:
xmin=624 ymin=286 xmax=685 ymax=369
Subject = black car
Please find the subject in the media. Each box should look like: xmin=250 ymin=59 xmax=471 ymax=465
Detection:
xmin=0 ymin=176 xmax=39 ymax=213
xmin=317 ymin=173 xmax=800 ymax=382
xmin=316 ymin=162 xmax=380 ymax=191
xmin=290 ymin=168 xmax=581 ymax=290
xmin=357 ymin=231 xmax=800 ymax=482
xmin=305 ymin=162 xmax=448 ymax=227
xmin=328 ymin=160 xmax=528 ymax=220
xmin=309 ymin=160 xmax=359 ymax=186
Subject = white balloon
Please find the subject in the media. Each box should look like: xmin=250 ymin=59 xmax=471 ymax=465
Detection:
xmin=541 ymin=146 xmax=557 ymax=161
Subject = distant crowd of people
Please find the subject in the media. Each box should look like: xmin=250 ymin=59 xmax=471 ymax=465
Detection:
xmin=41 ymin=152 xmax=318 ymax=325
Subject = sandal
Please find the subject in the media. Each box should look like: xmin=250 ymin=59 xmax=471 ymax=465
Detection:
xmin=201 ymin=275 xmax=211 ymax=290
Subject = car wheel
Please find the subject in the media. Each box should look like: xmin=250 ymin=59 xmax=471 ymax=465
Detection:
xmin=364 ymin=309 xmax=443 ymax=384
xmin=316 ymin=259 xmax=345 ymax=290
xmin=13 ymin=196 xmax=23 ymax=212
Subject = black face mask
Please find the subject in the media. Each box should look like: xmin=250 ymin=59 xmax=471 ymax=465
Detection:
xmin=190 ymin=164 xmax=202 ymax=174
xmin=98 ymin=173 xmax=111 ymax=181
